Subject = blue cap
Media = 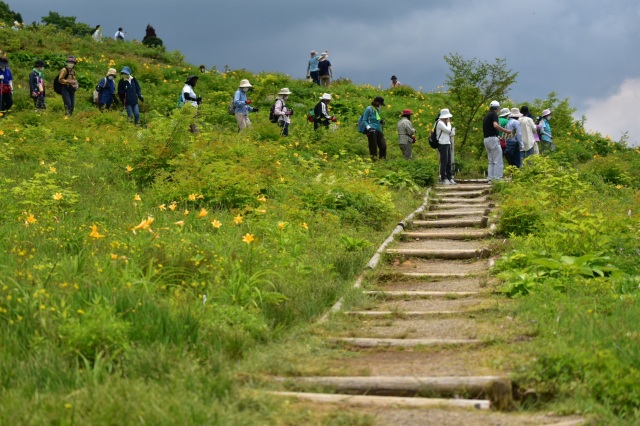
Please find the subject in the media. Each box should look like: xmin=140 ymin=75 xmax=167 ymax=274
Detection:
xmin=120 ymin=66 xmax=132 ymax=75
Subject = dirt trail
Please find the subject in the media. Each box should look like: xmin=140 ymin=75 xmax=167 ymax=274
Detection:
xmin=268 ymin=181 xmax=586 ymax=425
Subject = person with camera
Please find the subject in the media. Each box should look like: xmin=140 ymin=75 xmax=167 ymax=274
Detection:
xmin=313 ymin=93 xmax=336 ymax=130
xmin=436 ymin=108 xmax=456 ymax=184
xmin=58 ymin=56 xmax=79 ymax=116
xmin=362 ymin=96 xmax=387 ymax=160
xmin=233 ymin=79 xmax=259 ymax=131
xmin=273 ymin=87 xmax=293 ymax=136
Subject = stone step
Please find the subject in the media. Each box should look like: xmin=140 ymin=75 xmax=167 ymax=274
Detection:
xmin=365 ymin=290 xmax=479 ymax=298
xmin=274 ymin=375 xmax=513 ymax=409
xmin=410 ymin=217 xmax=489 ymax=228
xmin=436 ymin=183 xmax=490 ymax=191
xmin=433 ymin=197 xmax=490 ymax=204
xmin=386 ymin=248 xmax=491 ymax=259
xmin=420 ymin=209 xmax=490 ymax=219
xmin=329 ymin=337 xmax=482 ymax=348
xmin=433 ymin=190 xmax=489 ymax=198
xmin=402 ymin=230 xmax=491 ymax=240
xmin=268 ymin=391 xmax=491 ymax=410
xmin=430 ymin=203 xmax=495 ymax=210
xmin=344 ymin=310 xmax=463 ymax=317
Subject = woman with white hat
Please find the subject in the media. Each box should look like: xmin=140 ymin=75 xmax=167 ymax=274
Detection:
xmin=273 ymin=87 xmax=293 ymax=136
xmin=96 ymin=68 xmax=118 ymax=110
xmin=436 ymin=108 xmax=456 ymax=184
xmin=539 ymin=109 xmax=554 ymax=153
xmin=318 ymin=51 xmax=332 ymax=87
xmin=233 ymin=79 xmax=258 ymax=131
xmin=313 ymin=93 xmax=336 ymax=130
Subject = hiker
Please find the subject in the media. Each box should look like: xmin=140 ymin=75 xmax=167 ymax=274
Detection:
xmin=397 ymin=109 xmax=416 ymax=160
xmin=233 ymin=79 xmax=258 ymax=131
xmin=58 ymin=56 xmax=79 ymax=116
xmin=362 ymin=96 xmax=387 ymax=160
xmin=539 ymin=109 xmax=554 ymax=153
xmin=390 ymin=75 xmax=401 ymax=88
xmin=29 ymin=60 xmax=46 ymax=110
xmin=0 ymin=56 xmax=14 ymax=112
xmin=318 ymin=51 xmax=332 ymax=87
xmin=273 ymin=88 xmax=293 ymax=136
xmin=498 ymin=107 xmax=510 ymax=153
xmin=482 ymin=100 xmax=510 ymax=182
xmin=436 ymin=108 xmax=456 ymax=184
xmin=11 ymin=21 xmax=20 ymax=31
xmin=114 ymin=27 xmax=125 ymax=41
xmin=182 ymin=75 xmax=202 ymax=108
xmin=182 ymin=75 xmax=202 ymax=133
xmin=117 ymin=66 xmax=144 ymax=125
xmin=198 ymin=65 xmax=207 ymax=73
xmin=96 ymin=68 xmax=117 ymax=110
xmin=313 ymin=93 xmax=336 ymax=130
xmin=518 ymin=106 xmax=537 ymax=162
xmin=306 ymin=50 xmax=320 ymax=86
xmin=504 ymin=108 xmax=524 ymax=168
xmin=92 ymin=25 xmax=102 ymax=42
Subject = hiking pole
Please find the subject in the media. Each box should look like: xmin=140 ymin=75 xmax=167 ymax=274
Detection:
xmin=0 ymin=75 xmax=4 ymax=114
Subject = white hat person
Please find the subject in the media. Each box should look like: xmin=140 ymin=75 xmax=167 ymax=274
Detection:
xmin=239 ymin=79 xmax=253 ymax=88
xmin=439 ymin=108 xmax=453 ymax=119
xmin=499 ymin=108 xmax=510 ymax=117
xmin=278 ymin=88 xmax=292 ymax=95
xmin=320 ymin=93 xmax=332 ymax=100
xmin=509 ymin=107 xmax=523 ymax=118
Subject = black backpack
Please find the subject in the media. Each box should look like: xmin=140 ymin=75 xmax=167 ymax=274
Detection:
xmin=269 ymin=99 xmax=283 ymax=123
xmin=428 ymin=115 xmax=442 ymax=149
xmin=53 ymin=69 xmax=66 ymax=95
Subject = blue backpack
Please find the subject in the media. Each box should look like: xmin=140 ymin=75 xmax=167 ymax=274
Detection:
xmin=356 ymin=109 xmax=368 ymax=134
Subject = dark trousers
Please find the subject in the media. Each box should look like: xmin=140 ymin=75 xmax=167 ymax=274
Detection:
xmin=61 ymin=86 xmax=75 ymax=115
xmin=279 ymin=121 xmax=289 ymax=136
xmin=0 ymin=92 xmax=13 ymax=111
xmin=314 ymin=118 xmax=329 ymax=130
xmin=309 ymin=71 xmax=320 ymax=86
xmin=505 ymin=140 xmax=522 ymax=168
xmin=438 ymin=143 xmax=452 ymax=181
xmin=367 ymin=130 xmax=387 ymax=160
xmin=33 ymin=94 xmax=46 ymax=109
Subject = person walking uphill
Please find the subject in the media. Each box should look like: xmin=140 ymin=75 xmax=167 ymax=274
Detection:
xmin=518 ymin=105 xmax=537 ymax=162
xmin=233 ymin=79 xmax=259 ymax=131
xmin=306 ymin=50 xmax=320 ymax=86
xmin=58 ymin=56 xmax=79 ymax=116
xmin=362 ymin=96 xmax=387 ymax=160
xmin=313 ymin=93 xmax=336 ymax=130
xmin=182 ymin=75 xmax=202 ymax=133
xmin=96 ymin=68 xmax=117 ymax=110
xmin=0 ymin=56 xmax=14 ymax=112
xmin=397 ymin=109 xmax=416 ymax=160
xmin=117 ymin=66 xmax=144 ymax=125
xmin=29 ymin=60 xmax=46 ymax=110
xmin=436 ymin=108 xmax=456 ymax=184
xmin=482 ymin=100 xmax=511 ymax=182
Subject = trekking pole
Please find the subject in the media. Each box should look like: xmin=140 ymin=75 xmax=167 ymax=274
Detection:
xmin=0 ymin=75 xmax=4 ymax=114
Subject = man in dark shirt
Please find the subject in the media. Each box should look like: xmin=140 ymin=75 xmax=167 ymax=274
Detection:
xmin=483 ymin=100 xmax=510 ymax=182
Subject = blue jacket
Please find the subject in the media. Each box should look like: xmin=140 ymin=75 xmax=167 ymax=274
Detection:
xmin=117 ymin=77 xmax=142 ymax=106
xmin=97 ymin=77 xmax=116 ymax=105
xmin=362 ymin=105 xmax=382 ymax=132
xmin=307 ymin=56 xmax=319 ymax=73
xmin=233 ymin=89 xmax=254 ymax=114
xmin=540 ymin=118 xmax=552 ymax=142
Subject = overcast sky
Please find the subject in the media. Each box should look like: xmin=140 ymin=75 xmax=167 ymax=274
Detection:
xmin=10 ymin=0 xmax=640 ymax=146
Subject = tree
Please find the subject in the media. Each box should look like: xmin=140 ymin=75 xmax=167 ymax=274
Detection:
xmin=142 ymin=24 xmax=163 ymax=48
xmin=0 ymin=1 xmax=22 ymax=24
xmin=444 ymin=54 xmax=518 ymax=149
xmin=41 ymin=11 xmax=92 ymax=36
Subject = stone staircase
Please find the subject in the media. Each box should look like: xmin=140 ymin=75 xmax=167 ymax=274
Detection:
xmin=268 ymin=181 xmax=586 ymax=425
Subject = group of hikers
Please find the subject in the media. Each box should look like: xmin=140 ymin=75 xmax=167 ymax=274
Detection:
xmin=0 ymin=46 xmax=554 ymax=184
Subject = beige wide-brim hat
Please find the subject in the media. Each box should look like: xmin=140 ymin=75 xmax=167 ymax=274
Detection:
xmin=107 ymin=68 xmax=117 ymax=77
xmin=509 ymin=107 xmax=523 ymax=118
xmin=319 ymin=51 xmax=328 ymax=61
xmin=439 ymin=108 xmax=453 ymax=119
xmin=239 ymin=79 xmax=253 ymax=88
xmin=278 ymin=88 xmax=292 ymax=95
xmin=320 ymin=93 xmax=332 ymax=101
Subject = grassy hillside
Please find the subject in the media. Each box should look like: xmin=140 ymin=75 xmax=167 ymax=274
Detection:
xmin=1 ymin=24 xmax=640 ymax=424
